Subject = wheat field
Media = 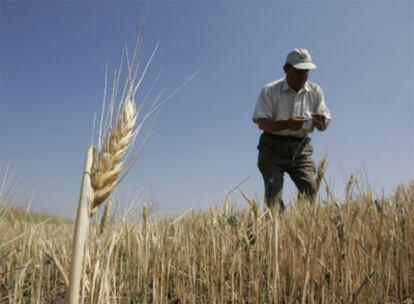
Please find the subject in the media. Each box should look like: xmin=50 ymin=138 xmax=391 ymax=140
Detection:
xmin=0 ymin=180 xmax=413 ymax=303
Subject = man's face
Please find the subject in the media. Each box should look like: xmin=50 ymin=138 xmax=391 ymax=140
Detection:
xmin=284 ymin=64 xmax=310 ymax=92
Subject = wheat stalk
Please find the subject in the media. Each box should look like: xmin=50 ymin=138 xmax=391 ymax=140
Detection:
xmin=68 ymin=145 xmax=95 ymax=304
xmin=68 ymin=23 xmax=197 ymax=302
xmin=68 ymin=57 xmax=141 ymax=303
xmin=68 ymin=28 xmax=146 ymax=304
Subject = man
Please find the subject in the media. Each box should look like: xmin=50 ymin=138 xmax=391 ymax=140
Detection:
xmin=253 ymin=48 xmax=331 ymax=211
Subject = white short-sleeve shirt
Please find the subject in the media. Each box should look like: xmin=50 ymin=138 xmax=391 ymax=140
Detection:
xmin=253 ymin=78 xmax=331 ymax=138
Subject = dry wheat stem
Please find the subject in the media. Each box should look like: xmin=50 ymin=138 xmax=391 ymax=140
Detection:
xmin=67 ymin=25 xmax=198 ymax=303
xmin=68 ymin=145 xmax=95 ymax=304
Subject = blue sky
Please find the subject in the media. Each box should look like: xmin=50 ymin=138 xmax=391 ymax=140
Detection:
xmin=1 ymin=1 xmax=413 ymax=218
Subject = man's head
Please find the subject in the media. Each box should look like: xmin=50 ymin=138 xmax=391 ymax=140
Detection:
xmin=283 ymin=48 xmax=316 ymax=91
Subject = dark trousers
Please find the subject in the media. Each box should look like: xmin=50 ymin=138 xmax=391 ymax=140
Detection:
xmin=257 ymin=132 xmax=317 ymax=211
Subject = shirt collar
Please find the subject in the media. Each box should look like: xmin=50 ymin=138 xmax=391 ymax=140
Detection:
xmin=282 ymin=78 xmax=311 ymax=93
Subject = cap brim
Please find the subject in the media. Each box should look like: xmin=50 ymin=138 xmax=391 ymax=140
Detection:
xmin=292 ymin=62 xmax=317 ymax=70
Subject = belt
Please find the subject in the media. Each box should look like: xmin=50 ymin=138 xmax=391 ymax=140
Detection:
xmin=262 ymin=132 xmax=309 ymax=143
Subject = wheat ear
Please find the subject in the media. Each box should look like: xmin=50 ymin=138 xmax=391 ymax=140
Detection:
xmin=316 ymin=154 xmax=328 ymax=195
xmin=90 ymin=97 xmax=137 ymax=217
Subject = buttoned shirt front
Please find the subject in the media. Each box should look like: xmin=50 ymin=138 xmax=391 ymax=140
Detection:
xmin=253 ymin=78 xmax=331 ymax=138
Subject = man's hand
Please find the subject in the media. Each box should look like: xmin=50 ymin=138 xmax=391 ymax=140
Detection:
xmin=287 ymin=116 xmax=306 ymax=131
xmin=312 ymin=113 xmax=329 ymax=131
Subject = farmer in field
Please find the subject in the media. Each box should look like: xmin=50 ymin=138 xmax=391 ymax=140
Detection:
xmin=253 ymin=48 xmax=331 ymax=212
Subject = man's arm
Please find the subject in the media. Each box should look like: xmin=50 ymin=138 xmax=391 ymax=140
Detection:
xmin=254 ymin=116 xmax=307 ymax=132
xmin=312 ymin=85 xmax=331 ymax=132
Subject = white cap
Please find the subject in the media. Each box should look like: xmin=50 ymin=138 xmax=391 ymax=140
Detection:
xmin=285 ymin=48 xmax=317 ymax=70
